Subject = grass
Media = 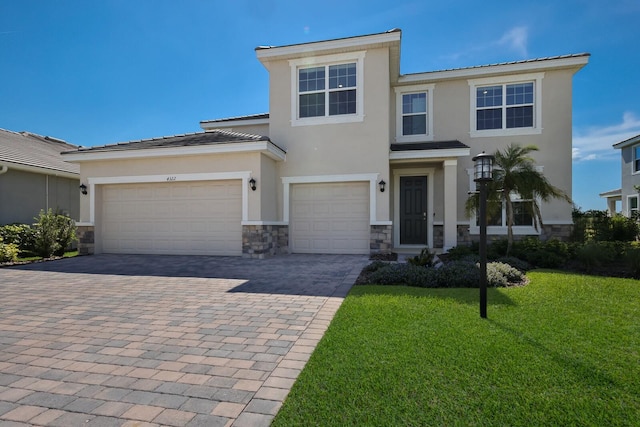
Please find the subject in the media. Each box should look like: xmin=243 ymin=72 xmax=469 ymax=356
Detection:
xmin=15 ymin=250 xmax=78 ymax=262
xmin=273 ymin=271 xmax=640 ymax=426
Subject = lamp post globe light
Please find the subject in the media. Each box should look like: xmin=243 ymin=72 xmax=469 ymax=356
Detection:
xmin=472 ymin=152 xmax=494 ymax=319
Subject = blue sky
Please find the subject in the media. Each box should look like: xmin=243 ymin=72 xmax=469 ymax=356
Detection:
xmin=1 ymin=0 xmax=639 ymax=211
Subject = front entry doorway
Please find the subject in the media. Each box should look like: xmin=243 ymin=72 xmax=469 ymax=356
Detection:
xmin=400 ymin=176 xmax=428 ymax=245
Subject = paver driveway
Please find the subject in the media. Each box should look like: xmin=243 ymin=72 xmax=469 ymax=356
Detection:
xmin=0 ymin=254 xmax=368 ymax=426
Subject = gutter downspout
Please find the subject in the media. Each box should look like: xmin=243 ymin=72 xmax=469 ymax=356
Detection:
xmin=0 ymin=164 xmax=8 ymax=175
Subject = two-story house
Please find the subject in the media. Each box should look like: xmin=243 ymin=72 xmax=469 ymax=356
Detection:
xmin=63 ymin=29 xmax=588 ymax=257
xmin=601 ymin=134 xmax=640 ymax=216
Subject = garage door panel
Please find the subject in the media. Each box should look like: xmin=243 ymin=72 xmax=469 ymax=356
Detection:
xmin=101 ymin=180 xmax=242 ymax=256
xmin=291 ymin=182 xmax=369 ymax=255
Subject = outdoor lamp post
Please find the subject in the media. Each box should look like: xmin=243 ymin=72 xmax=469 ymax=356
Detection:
xmin=472 ymin=152 xmax=494 ymax=319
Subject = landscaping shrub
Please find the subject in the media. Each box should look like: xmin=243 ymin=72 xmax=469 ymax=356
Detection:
xmin=0 ymin=239 xmax=19 ymax=263
xmin=32 ymin=209 xmax=77 ymax=258
xmin=435 ymin=260 xmax=480 ymax=288
xmin=496 ymin=256 xmax=531 ymax=272
xmin=511 ymin=237 xmax=569 ymax=268
xmin=574 ymin=242 xmax=616 ymax=273
xmin=625 ymin=248 xmax=640 ymax=279
xmin=0 ymin=223 xmax=36 ymax=253
xmin=366 ymin=263 xmax=436 ymax=287
xmin=445 ymin=245 xmax=476 ymax=260
xmin=487 ymin=262 xmax=526 ymax=287
xmin=362 ymin=259 xmax=525 ymax=288
xmin=571 ymin=208 xmax=639 ymax=242
xmin=487 ymin=238 xmax=509 ymax=259
xmin=407 ymin=247 xmax=435 ymax=267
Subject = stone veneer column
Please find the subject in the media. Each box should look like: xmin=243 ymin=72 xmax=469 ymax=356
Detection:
xmin=443 ymin=159 xmax=458 ymax=250
xmin=370 ymin=224 xmax=393 ymax=254
xmin=76 ymin=224 xmax=95 ymax=255
xmin=242 ymin=225 xmax=289 ymax=259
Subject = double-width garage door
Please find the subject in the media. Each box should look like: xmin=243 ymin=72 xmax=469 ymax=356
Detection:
xmin=101 ymin=181 xmax=242 ymax=256
xmin=290 ymin=182 xmax=369 ymax=254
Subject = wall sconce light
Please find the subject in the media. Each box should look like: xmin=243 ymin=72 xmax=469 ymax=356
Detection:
xmin=378 ymin=179 xmax=386 ymax=192
xmin=79 ymin=183 xmax=88 ymax=195
xmin=249 ymin=178 xmax=257 ymax=191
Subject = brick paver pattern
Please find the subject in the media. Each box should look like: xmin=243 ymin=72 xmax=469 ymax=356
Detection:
xmin=0 ymin=254 xmax=367 ymax=426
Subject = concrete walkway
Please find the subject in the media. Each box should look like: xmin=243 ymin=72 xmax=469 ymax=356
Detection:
xmin=0 ymin=254 xmax=368 ymax=426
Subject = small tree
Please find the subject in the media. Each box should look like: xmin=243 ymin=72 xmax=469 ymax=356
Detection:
xmin=466 ymin=144 xmax=572 ymax=255
xmin=33 ymin=209 xmax=77 ymax=257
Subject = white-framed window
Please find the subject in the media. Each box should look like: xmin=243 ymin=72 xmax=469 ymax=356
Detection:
xmin=466 ymin=167 xmax=541 ymax=235
xmin=633 ymin=145 xmax=640 ymax=174
xmin=394 ymin=84 xmax=435 ymax=142
xmin=479 ymin=198 xmax=534 ymax=227
xmin=468 ymin=72 xmax=544 ymax=137
xmin=628 ymin=195 xmax=639 ymax=217
xmin=289 ymin=52 xmax=365 ymax=126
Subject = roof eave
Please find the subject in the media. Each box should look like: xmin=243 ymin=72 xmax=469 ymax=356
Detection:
xmin=200 ymin=118 xmax=270 ymax=130
xmin=398 ymin=54 xmax=590 ymax=84
xmin=256 ymin=30 xmax=401 ymax=63
xmin=0 ymin=160 xmax=79 ymax=179
xmin=613 ymin=134 xmax=640 ymax=149
xmin=62 ymin=140 xmax=286 ymax=163
xmin=389 ymin=147 xmax=471 ymax=161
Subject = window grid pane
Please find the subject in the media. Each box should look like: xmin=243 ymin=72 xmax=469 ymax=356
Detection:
xmin=402 ymin=93 xmax=426 ymax=114
xmin=299 ymin=93 xmax=325 ymax=118
xmin=477 ymin=109 xmax=502 ymax=130
xmin=402 ymin=115 xmax=427 ymax=135
xmin=299 ymin=67 xmax=325 ymax=93
xmin=506 ymin=106 xmax=533 ymax=128
xmin=328 ymin=63 xmax=356 ymax=89
xmin=634 ymin=146 xmax=640 ymax=172
xmin=506 ymin=83 xmax=534 ymax=105
xmin=329 ymin=89 xmax=356 ymax=115
xmin=477 ymin=86 xmax=503 ymax=108
xmin=513 ymin=201 xmax=533 ymax=226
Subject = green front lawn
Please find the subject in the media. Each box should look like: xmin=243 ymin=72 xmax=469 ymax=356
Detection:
xmin=273 ymin=271 xmax=639 ymax=426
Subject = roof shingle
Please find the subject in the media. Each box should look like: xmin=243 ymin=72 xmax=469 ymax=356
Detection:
xmin=0 ymin=128 xmax=79 ymax=175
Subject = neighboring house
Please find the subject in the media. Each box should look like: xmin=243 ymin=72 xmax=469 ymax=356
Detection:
xmin=62 ymin=29 xmax=589 ymax=257
xmin=601 ymin=134 xmax=640 ymax=217
xmin=0 ymin=128 xmax=80 ymax=225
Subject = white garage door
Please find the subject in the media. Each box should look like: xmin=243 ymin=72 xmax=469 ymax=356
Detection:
xmin=101 ymin=180 xmax=242 ymax=256
xmin=290 ymin=182 xmax=369 ymax=254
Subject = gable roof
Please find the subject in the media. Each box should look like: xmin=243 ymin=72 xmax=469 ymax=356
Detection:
xmin=0 ymin=128 xmax=79 ymax=176
xmin=62 ymin=129 xmax=286 ymax=162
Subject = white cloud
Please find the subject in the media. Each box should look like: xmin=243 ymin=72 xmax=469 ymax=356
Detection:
xmin=573 ymin=112 xmax=640 ymax=162
xmin=498 ymin=27 xmax=528 ymax=57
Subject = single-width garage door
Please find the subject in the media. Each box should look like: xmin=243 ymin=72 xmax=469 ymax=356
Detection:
xmin=101 ymin=180 xmax=242 ymax=256
xmin=290 ymin=182 xmax=369 ymax=254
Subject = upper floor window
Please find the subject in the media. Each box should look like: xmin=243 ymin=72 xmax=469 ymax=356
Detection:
xmin=394 ymin=84 xmax=435 ymax=142
xmin=468 ymin=72 xmax=544 ymax=138
xmin=299 ymin=63 xmax=356 ymax=118
xmin=290 ymin=52 xmax=365 ymax=126
xmin=476 ymin=82 xmax=534 ymax=130
xmin=633 ymin=145 xmax=640 ymax=173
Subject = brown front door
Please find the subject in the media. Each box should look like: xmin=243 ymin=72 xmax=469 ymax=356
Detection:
xmin=400 ymin=176 xmax=428 ymax=245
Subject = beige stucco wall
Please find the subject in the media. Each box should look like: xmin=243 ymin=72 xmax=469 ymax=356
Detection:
xmin=77 ymin=152 xmax=268 ymax=223
xmin=391 ymin=67 xmax=577 ymax=226
xmin=266 ymin=46 xmax=392 ymax=222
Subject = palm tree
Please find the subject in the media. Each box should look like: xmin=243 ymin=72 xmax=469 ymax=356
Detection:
xmin=466 ymin=144 xmax=572 ymax=255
